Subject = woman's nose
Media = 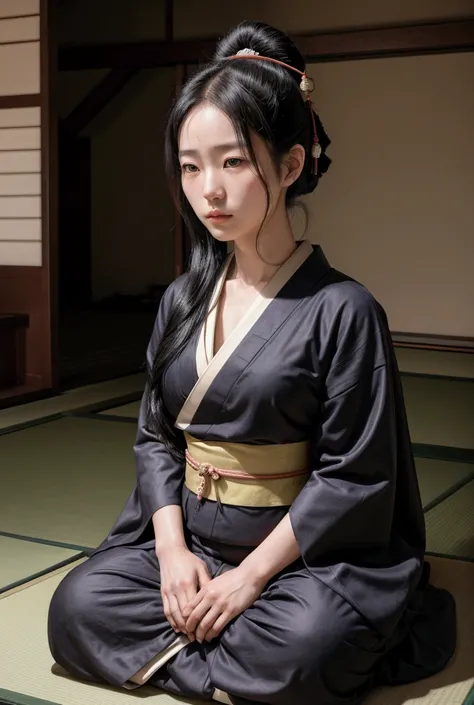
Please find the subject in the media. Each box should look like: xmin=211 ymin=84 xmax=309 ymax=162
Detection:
xmin=202 ymin=171 xmax=225 ymax=201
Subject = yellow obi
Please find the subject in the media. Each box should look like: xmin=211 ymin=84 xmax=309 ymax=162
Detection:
xmin=184 ymin=432 xmax=310 ymax=507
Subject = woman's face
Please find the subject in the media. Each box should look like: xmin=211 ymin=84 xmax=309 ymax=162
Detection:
xmin=178 ymin=103 xmax=284 ymax=245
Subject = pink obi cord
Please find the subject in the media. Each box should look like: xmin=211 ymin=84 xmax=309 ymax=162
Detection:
xmin=185 ymin=449 xmax=308 ymax=502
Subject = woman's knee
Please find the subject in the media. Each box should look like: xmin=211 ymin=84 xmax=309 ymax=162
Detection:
xmin=213 ymin=601 xmax=382 ymax=704
xmin=49 ymin=562 xmax=98 ymax=629
xmin=217 ymin=574 xmax=365 ymax=681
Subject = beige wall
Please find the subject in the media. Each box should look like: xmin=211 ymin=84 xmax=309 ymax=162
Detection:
xmin=299 ymin=52 xmax=474 ymax=339
xmin=0 ymin=0 xmax=41 ymax=267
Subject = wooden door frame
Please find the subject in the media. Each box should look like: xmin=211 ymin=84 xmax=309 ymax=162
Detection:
xmin=41 ymin=0 xmax=59 ymax=393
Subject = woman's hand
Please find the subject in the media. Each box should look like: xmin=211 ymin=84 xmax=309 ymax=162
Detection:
xmin=157 ymin=546 xmax=211 ymax=639
xmin=182 ymin=565 xmax=266 ymax=643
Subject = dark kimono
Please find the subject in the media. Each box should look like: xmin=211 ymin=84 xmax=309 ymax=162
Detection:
xmin=48 ymin=241 xmax=456 ymax=704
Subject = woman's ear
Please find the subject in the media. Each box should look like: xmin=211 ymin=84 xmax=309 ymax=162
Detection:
xmin=281 ymin=144 xmax=306 ymax=187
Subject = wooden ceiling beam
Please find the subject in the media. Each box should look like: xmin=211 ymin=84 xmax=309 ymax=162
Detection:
xmin=58 ymin=19 xmax=474 ymax=71
xmin=296 ymin=18 xmax=474 ymax=60
xmin=62 ymin=67 xmax=138 ymax=134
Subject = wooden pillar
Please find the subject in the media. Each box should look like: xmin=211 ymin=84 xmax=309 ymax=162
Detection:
xmin=41 ymin=0 xmax=59 ymax=392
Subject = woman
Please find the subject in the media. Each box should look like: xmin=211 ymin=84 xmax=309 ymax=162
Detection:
xmin=48 ymin=21 xmax=456 ymax=704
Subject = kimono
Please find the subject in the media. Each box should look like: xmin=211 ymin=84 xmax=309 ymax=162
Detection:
xmin=48 ymin=241 xmax=456 ymax=704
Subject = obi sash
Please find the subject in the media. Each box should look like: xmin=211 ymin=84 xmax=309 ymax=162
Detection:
xmin=184 ymin=433 xmax=310 ymax=507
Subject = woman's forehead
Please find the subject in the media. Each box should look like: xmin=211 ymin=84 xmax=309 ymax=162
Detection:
xmin=179 ymin=104 xmax=237 ymax=152
xmin=178 ymin=104 xmax=269 ymax=164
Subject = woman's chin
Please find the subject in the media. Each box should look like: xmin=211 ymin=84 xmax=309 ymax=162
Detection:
xmin=206 ymin=227 xmax=235 ymax=242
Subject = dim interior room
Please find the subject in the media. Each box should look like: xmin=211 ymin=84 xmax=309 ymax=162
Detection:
xmin=0 ymin=2 xmax=473 ymax=705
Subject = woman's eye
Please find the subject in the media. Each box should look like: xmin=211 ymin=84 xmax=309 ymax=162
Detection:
xmin=225 ymin=158 xmax=244 ymax=168
xmin=181 ymin=164 xmax=198 ymax=173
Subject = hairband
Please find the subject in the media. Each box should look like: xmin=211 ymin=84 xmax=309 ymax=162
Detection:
xmin=225 ymin=48 xmax=321 ymax=175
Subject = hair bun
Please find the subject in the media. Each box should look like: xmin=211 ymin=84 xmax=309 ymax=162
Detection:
xmin=214 ymin=21 xmax=305 ymax=76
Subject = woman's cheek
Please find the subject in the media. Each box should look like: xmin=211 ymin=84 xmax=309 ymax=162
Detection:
xmin=182 ymin=181 xmax=197 ymax=209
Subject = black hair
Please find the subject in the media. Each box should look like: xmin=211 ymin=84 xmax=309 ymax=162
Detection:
xmin=148 ymin=20 xmax=331 ymax=458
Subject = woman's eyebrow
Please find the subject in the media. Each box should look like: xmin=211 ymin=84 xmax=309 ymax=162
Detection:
xmin=179 ymin=143 xmax=241 ymax=158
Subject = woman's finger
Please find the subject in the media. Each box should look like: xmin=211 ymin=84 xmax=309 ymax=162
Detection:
xmin=182 ymin=588 xmax=203 ymax=620
xmin=195 ymin=605 xmax=222 ymax=643
xmin=179 ymin=587 xmax=197 ymax=641
xmin=162 ymin=592 xmax=178 ymax=632
xmin=168 ymin=592 xmax=187 ymax=633
xmin=203 ymin=611 xmax=232 ymax=642
xmin=185 ymin=596 xmax=213 ymax=634
xmin=197 ymin=562 xmax=211 ymax=588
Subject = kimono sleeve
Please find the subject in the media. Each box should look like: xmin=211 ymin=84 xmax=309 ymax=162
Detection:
xmin=133 ymin=280 xmax=185 ymax=520
xmin=289 ymin=284 xmax=401 ymax=563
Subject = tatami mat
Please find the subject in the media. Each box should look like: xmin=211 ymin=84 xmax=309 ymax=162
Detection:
xmin=402 ymin=376 xmax=474 ymax=450
xmin=415 ymin=458 xmax=473 ymax=509
xmin=0 ymin=557 xmax=472 ymax=705
xmin=0 ymin=417 xmax=137 ymax=549
xmin=425 ymin=481 xmax=474 ymax=560
xmin=0 ymin=536 xmax=81 ymax=595
xmin=0 ymin=374 xmax=145 ymax=431
xmin=98 ymin=399 xmax=140 ymax=418
xmin=395 ymin=347 xmax=474 ymax=380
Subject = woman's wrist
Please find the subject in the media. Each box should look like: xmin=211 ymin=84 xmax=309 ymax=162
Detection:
xmin=155 ymin=542 xmax=188 ymax=559
xmin=152 ymin=504 xmax=187 ymax=557
xmin=239 ymin=514 xmax=301 ymax=585
xmin=238 ymin=552 xmax=275 ymax=586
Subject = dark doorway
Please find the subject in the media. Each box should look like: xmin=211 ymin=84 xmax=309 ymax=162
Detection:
xmin=58 ymin=126 xmax=91 ymax=309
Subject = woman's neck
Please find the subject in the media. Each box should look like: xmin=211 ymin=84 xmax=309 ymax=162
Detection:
xmin=229 ymin=223 xmax=297 ymax=288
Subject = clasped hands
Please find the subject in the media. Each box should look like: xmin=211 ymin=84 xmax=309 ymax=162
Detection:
xmin=158 ymin=546 xmax=265 ymax=644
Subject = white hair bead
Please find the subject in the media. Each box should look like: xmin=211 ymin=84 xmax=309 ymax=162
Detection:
xmin=300 ymin=76 xmax=315 ymax=93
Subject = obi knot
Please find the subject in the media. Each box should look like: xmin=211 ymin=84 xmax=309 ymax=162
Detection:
xmin=197 ymin=462 xmax=221 ymax=501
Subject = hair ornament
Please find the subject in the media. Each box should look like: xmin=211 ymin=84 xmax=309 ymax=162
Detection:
xmin=236 ymin=48 xmax=260 ymax=56
xmin=299 ymin=75 xmax=314 ymax=93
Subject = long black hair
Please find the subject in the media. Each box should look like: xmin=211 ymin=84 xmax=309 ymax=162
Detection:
xmin=148 ymin=21 xmax=331 ymax=459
